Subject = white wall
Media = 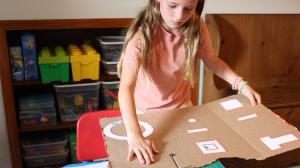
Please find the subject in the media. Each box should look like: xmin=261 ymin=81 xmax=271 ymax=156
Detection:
xmin=0 ymin=0 xmax=147 ymax=20
xmin=0 ymin=0 xmax=300 ymax=167
xmin=0 ymin=76 xmax=12 ymax=168
xmin=1 ymin=0 xmax=300 ymax=20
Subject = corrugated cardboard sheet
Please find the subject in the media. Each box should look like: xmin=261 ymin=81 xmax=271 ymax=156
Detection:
xmin=101 ymin=95 xmax=300 ymax=167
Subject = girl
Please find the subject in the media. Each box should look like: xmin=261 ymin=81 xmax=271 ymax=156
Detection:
xmin=117 ymin=0 xmax=261 ymax=165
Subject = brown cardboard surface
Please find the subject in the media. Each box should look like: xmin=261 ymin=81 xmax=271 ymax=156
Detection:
xmin=100 ymin=95 xmax=300 ymax=168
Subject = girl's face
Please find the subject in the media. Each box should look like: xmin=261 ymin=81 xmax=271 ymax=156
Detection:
xmin=158 ymin=0 xmax=198 ymax=33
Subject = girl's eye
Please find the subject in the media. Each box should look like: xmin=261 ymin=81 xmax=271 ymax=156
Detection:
xmin=168 ymin=5 xmax=176 ymax=8
xmin=184 ymin=7 xmax=194 ymax=12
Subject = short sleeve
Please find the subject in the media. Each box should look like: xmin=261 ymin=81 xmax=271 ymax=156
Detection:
xmin=196 ymin=19 xmax=215 ymax=60
xmin=122 ymin=39 xmax=141 ymax=69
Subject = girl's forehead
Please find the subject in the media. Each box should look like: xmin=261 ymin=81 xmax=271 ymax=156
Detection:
xmin=163 ymin=0 xmax=198 ymax=6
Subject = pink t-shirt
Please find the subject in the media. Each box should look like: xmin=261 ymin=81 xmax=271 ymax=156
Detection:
xmin=122 ymin=19 xmax=214 ymax=112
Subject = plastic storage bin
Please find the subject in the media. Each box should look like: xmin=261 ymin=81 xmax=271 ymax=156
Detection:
xmin=97 ymin=36 xmax=124 ymax=62
xmin=19 ymin=107 xmax=56 ymax=128
xmin=19 ymin=94 xmax=55 ymax=110
xmin=69 ymin=44 xmax=100 ymax=81
xmin=23 ymin=150 xmax=69 ymax=168
xmin=54 ymin=82 xmax=100 ymax=121
xmin=38 ymin=46 xmax=70 ymax=83
xmin=21 ymin=131 xmax=68 ymax=156
xmin=18 ymin=94 xmax=56 ymax=127
xmin=101 ymin=81 xmax=119 ymax=109
xmin=101 ymin=60 xmax=118 ymax=75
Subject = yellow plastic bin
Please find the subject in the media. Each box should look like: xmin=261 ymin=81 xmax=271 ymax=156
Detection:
xmin=69 ymin=44 xmax=100 ymax=81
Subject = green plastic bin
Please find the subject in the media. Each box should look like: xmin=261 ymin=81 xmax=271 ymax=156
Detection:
xmin=69 ymin=131 xmax=78 ymax=163
xmin=38 ymin=46 xmax=69 ymax=83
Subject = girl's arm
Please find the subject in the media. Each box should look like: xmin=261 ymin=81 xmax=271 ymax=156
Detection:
xmin=201 ymin=53 xmax=238 ymax=86
xmin=202 ymin=54 xmax=261 ymax=105
xmin=118 ymin=64 xmax=158 ymax=164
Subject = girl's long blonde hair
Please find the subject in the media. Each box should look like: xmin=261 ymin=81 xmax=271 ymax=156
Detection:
xmin=118 ymin=0 xmax=205 ymax=86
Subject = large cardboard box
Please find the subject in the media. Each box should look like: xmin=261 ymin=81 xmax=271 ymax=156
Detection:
xmin=100 ymin=95 xmax=300 ymax=167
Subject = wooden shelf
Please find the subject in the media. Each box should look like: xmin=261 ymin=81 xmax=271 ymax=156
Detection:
xmin=13 ymin=76 xmax=119 ymax=87
xmin=19 ymin=121 xmax=76 ymax=133
xmin=13 ymin=80 xmax=42 ymax=86
xmin=255 ymin=84 xmax=300 ymax=109
xmin=0 ymin=18 xmax=129 ymax=168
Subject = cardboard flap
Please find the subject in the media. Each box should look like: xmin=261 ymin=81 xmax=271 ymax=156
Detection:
xmin=100 ymin=95 xmax=300 ymax=168
xmin=206 ymin=95 xmax=300 ymax=159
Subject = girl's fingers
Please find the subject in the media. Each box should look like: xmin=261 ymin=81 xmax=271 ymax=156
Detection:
xmin=251 ymin=94 xmax=257 ymax=106
xmin=151 ymin=141 xmax=159 ymax=154
xmin=145 ymin=146 xmax=155 ymax=162
xmin=254 ymin=92 xmax=262 ymax=104
xmin=127 ymin=150 xmax=134 ymax=161
xmin=140 ymin=148 xmax=151 ymax=164
xmin=134 ymin=149 xmax=145 ymax=164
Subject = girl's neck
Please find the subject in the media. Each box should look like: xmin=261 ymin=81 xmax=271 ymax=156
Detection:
xmin=161 ymin=22 xmax=183 ymax=35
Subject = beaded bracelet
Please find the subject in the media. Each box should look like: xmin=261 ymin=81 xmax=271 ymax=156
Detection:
xmin=238 ymin=81 xmax=248 ymax=94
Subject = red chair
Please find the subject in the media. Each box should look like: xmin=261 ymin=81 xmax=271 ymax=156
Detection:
xmin=76 ymin=110 xmax=121 ymax=162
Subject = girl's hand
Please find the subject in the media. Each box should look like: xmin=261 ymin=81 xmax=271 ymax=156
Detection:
xmin=240 ymin=85 xmax=262 ymax=106
xmin=127 ymin=134 xmax=159 ymax=164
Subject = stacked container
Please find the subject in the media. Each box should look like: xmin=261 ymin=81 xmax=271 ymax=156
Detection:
xmin=54 ymin=82 xmax=100 ymax=121
xmin=18 ymin=94 xmax=56 ymax=128
xmin=96 ymin=36 xmax=124 ymax=75
xmin=69 ymin=131 xmax=78 ymax=163
xmin=21 ymin=131 xmax=69 ymax=167
xmin=69 ymin=44 xmax=101 ymax=81
xmin=101 ymin=81 xmax=120 ymax=109
xmin=38 ymin=46 xmax=70 ymax=83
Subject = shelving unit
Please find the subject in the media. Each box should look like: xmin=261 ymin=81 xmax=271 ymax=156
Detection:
xmin=0 ymin=18 xmax=132 ymax=168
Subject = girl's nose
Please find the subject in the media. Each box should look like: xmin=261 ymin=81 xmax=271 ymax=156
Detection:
xmin=175 ymin=9 xmax=184 ymax=21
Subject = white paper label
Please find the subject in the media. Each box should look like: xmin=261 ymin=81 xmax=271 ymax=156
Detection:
xmin=188 ymin=118 xmax=197 ymax=123
xmin=238 ymin=113 xmax=258 ymax=121
xmin=260 ymin=134 xmax=298 ymax=150
xmin=196 ymin=140 xmax=226 ymax=154
xmin=187 ymin=128 xmax=208 ymax=133
xmin=220 ymin=99 xmax=243 ymax=111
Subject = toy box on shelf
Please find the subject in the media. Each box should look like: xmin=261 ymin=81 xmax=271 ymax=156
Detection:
xmin=21 ymin=33 xmax=39 ymax=80
xmin=101 ymin=81 xmax=120 ymax=109
xmin=95 ymin=36 xmax=124 ymax=77
xmin=9 ymin=46 xmax=24 ymax=81
xmin=54 ymin=82 xmax=100 ymax=122
xmin=21 ymin=131 xmax=69 ymax=167
xmin=38 ymin=46 xmax=70 ymax=83
xmin=18 ymin=94 xmax=56 ymax=128
xmin=69 ymin=44 xmax=100 ymax=81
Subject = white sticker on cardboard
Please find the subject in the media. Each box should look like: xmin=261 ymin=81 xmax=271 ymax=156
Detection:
xmin=103 ymin=120 xmax=154 ymax=141
xmin=187 ymin=128 xmax=208 ymax=133
xmin=220 ymin=99 xmax=243 ymax=111
xmin=196 ymin=140 xmax=226 ymax=154
xmin=188 ymin=118 xmax=197 ymax=123
xmin=238 ymin=113 xmax=258 ymax=121
xmin=260 ymin=134 xmax=298 ymax=150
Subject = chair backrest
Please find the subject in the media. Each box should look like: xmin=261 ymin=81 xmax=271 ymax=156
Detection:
xmin=76 ymin=110 xmax=121 ymax=162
